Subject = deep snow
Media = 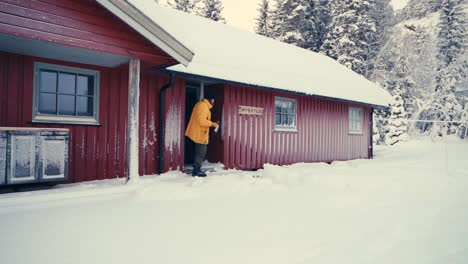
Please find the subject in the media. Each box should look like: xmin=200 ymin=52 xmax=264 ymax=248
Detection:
xmin=0 ymin=137 xmax=468 ymax=264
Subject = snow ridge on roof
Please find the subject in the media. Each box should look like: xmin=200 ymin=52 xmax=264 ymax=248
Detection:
xmin=127 ymin=0 xmax=391 ymax=107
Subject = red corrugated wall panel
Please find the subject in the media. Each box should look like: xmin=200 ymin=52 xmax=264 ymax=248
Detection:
xmin=0 ymin=52 xmax=129 ymax=182
xmin=222 ymin=84 xmax=371 ymax=170
xmin=0 ymin=52 xmax=183 ymax=183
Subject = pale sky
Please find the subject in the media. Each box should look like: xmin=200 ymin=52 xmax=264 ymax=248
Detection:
xmin=162 ymin=0 xmax=409 ymax=33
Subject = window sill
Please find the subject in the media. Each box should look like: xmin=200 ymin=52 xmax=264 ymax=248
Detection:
xmin=32 ymin=115 xmax=100 ymax=126
xmin=274 ymin=127 xmax=298 ymax=133
xmin=348 ymin=130 xmax=363 ymax=135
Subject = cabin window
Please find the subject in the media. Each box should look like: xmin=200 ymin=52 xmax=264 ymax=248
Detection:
xmin=275 ymin=97 xmax=297 ymax=130
xmin=33 ymin=63 xmax=100 ymax=125
xmin=349 ymin=107 xmax=363 ymax=134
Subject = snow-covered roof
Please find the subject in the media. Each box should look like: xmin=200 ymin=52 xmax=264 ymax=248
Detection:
xmin=126 ymin=0 xmax=391 ymax=108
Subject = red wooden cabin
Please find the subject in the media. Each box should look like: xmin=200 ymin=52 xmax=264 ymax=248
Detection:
xmin=0 ymin=0 xmax=390 ymax=185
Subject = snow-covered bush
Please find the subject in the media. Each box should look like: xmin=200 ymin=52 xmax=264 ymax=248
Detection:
xmin=385 ymin=87 xmax=409 ymax=145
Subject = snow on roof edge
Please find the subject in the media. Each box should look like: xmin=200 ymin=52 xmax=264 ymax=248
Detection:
xmin=164 ymin=68 xmax=390 ymax=109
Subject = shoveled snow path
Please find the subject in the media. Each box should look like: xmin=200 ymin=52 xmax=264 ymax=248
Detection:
xmin=0 ymin=137 xmax=467 ymax=264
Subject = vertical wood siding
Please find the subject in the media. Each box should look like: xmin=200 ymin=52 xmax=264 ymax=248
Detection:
xmin=138 ymin=72 xmax=185 ymax=175
xmin=222 ymin=84 xmax=371 ymax=170
xmin=0 ymin=0 xmax=175 ymax=64
xmin=0 ymin=52 xmax=184 ymax=183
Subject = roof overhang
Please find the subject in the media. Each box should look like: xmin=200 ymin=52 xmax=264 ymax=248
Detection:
xmin=163 ymin=69 xmax=390 ymax=110
xmin=96 ymin=0 xmax=194 ymax=66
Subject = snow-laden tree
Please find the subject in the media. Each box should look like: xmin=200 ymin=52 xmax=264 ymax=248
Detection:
xmin=436 ymin=0 xmax=466 ymax=70
xmin=168 ymin=0 xmax=199 ymax=13
xmin=199 ymin=0 xmax=226 ymax=23
xmin=274 ymin=0 xmax=304 ymax=45
xmin=255 ymin=0 xmax=273 ymax=37
xmin=298 ymin=0 xmax=317 ymax=49
xmin=298 ymin=0 xmax=319 ymax=51
xmin=320 ymin=0 xmax=377 ymax=75
xmin=373 ymin=115 xmax=380 ymax=144
xmin=397 ymin=0 xmax=443 ymax=21
xmin=372 ymin=24 xmax=439 ymax=126
xmin=366 ymin=0 xmax=395 ymax=78
xmin=314 ymin=0 xmax=331 ymax=52
xmin=458 ymin=103 xmax=468 ymax=138
xmin=417 ymin=65 xmax=464 ymax=136
xmin=417 ymin=0 xmax=467 ymax=136
xmin=385 ymin=87 xmax=409 ymax=145
xmin=269 ymin=0 xmax=284 ymax=39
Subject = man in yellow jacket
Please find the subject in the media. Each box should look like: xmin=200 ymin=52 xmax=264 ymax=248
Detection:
xmin=185 ymin=94 xmax=219 ymax=177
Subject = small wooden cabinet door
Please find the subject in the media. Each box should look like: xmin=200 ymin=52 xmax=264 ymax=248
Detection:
xmin=7 ymin=134 xmax=38 ymax=184
xmin=39 ymin=135 xmax=68 ymax=182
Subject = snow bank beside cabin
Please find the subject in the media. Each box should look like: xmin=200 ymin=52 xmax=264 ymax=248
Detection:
xmin=0 ymin=137 xmax=468 ymax=264
xmin=126 ymin=0 xmax=391 ymax=108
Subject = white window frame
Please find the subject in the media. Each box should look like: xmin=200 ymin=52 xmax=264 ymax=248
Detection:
xmin=349 ymin=107 xmax=363 ymax=134
xmin=32 ymin=62 xmax=100 ymax=125
xmin=274 ymin=97 xmax=297 ymax=131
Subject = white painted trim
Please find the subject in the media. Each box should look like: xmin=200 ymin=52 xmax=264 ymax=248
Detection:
xmin=96 ymin=0 xmax=194 ymax=66
xmin=127 ymin=58 xmax=140 ymax=182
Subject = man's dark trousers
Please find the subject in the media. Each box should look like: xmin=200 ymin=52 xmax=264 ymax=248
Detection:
xmin=193 ymin=143 xmax=207 ymax=173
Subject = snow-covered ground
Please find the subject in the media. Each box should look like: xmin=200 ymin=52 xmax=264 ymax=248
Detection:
xmin=1 ymin=137 xmax=468 ymax=264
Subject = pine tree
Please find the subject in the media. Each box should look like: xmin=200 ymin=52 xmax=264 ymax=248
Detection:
xmin=436 ymin=0 xmax=466 ymax=70
xmin=199 ymin=0 xmax=226 ymax=23
xmin=275 ymin=0 xmax=304 ymax=45
xmin=385 ymin=87 xmax=409 ymax=145
xmin=168 ymin=0 xmax=200 ymax=13
xmin=269 ymin=0 xmax=285 ymax=39
xmin=299 ymin=0 xmax=319 ymax=51
xmin=320 ymin=0 xmax=377 ymax=75
xmin=315 ymin=0 xmax=331 ymax=51
xmin=419 ymin=0 xmax=467 ymax=136
xmin=366 ymin=0 xmax=395 ymax=78
xmin=255 ymin=0 xmax=273 ymax=37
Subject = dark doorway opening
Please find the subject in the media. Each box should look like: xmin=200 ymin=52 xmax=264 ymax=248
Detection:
xmin=184 ymin=85 xmax=199 ymax=165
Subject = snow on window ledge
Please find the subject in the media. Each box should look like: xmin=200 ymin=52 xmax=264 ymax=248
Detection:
xmin=32 ymin=115 xmax=100 ymax=126
xmin=274 ymin=127 xmax=298 ymax=133
xmin=348 ymin=130 xmax=363 ymax=135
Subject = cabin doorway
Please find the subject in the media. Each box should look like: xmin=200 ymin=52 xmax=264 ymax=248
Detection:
xmin=184 ymin=81 xmax=224 ymax=172
xmin=184 ymin=83 xmax=200 ymax=166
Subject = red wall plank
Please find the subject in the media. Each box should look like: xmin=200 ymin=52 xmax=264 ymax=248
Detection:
xmin=221 ymin=85 xmax=372 ymax=170
xmin=0 ymin=52 xmax=183 ymax=183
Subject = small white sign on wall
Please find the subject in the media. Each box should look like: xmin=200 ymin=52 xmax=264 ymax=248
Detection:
xmin=239 ymin=105 xmax=264 ymax=116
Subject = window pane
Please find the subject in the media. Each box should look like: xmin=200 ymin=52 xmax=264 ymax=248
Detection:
xmin=286 ymin=115 xmax=291 ymax=126
xmin=40 ymin=71 xmax=57 ymax=92
xmin=289 ymin=103 xmax=295 ymax=114
xmin=58 ymin=95 xmax=75 ymax=115
xmin=38 ymin=93 xmax=57 ymax=114
xmin=58 ymin=73 xmax=76 ymax=94
xmin=290 ymin=114 xmax=296 ymax=126
xmin=76 ymin=96 xmax=93 ymax=116
xmin=275 ymin=113 xmax=281 ymax=125
xmin=281 ymin=114 xmax=288 ymax=126
xmin=275 ymin=101 xmax=282 ymax=113
xmin=77 ymin=75 xmax=94 ymax=96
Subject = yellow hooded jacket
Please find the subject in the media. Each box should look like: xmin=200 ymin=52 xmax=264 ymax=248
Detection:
xmin=185 ymin=99 xmax=216 ymax=144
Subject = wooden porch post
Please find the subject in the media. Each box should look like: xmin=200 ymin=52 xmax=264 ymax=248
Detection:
xmin=127 ymin=58 xmax=140 ymax=182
